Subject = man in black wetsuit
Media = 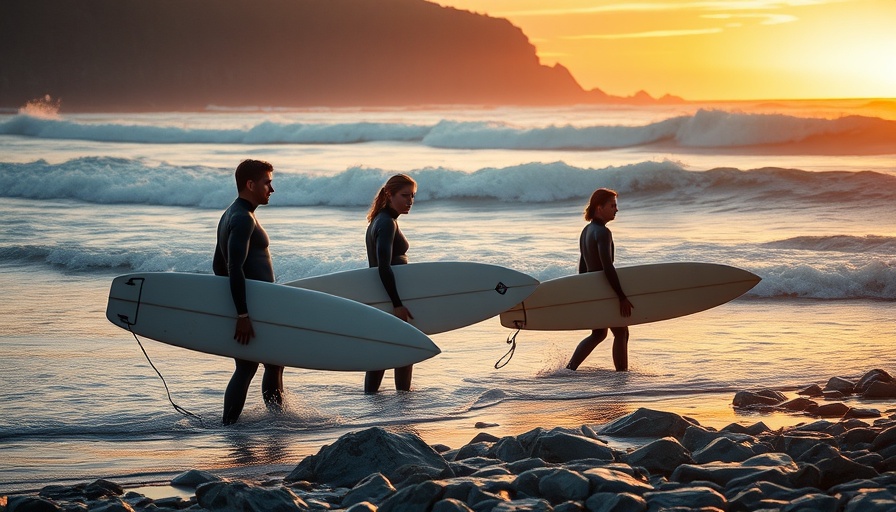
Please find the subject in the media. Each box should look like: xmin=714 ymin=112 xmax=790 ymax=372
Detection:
xmin=213 ymin=159 xmax=283 ymax=425
xmin=566 ymin=188 xmax=634 ymax=372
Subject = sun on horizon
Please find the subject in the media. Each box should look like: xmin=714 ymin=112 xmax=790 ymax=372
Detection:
xmin=435 ymin=0 xmax=896 ymax=101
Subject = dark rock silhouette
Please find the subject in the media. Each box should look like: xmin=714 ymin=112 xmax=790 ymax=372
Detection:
xmin=0 ymin=0 xmax=680 ymax=111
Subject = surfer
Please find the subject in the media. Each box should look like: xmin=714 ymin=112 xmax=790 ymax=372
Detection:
xmin=566 ymin=188 xmax=634 ymax=372
xmin=364 ymin=174 xmax=417 ymax=393
xmin=213 ymin=159 xmax=284 ymax=425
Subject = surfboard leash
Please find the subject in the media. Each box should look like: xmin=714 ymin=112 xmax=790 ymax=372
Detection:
xmin=494 ymin=322 xmax=522 ymax=369
xmin=127 ymin=327 xmax=205 ymax=426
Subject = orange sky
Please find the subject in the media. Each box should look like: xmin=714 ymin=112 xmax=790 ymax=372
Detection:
xmin=433 ymin=0 xmax=896 ymax=101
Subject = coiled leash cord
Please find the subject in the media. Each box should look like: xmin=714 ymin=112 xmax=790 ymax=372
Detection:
xmin=494 ymin=323 xmax=522 ymax=369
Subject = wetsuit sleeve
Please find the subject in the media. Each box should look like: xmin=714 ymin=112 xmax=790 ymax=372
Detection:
xmin=578 ymin=254 xmax=587 ymax=274
xmin=596 ymin=229 xmax=627 ymax=301
xmin=226 ymin=214 xmax=255 ymax=315
xmin=374 ymin=220 xmax=403 ymax=308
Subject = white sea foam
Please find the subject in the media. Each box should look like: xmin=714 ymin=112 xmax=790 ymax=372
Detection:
xmin=3 ymin=109 xmax=894 ymax=151
xmin=3 ymin=158 xmax=894 ymax=207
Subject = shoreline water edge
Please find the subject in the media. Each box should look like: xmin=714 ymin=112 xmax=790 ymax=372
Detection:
xmin=5 ymin=369 xmax=896 ymax=512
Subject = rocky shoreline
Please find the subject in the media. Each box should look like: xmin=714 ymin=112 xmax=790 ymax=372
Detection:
xmin=5 ymin=369 xmax=896 ymax=512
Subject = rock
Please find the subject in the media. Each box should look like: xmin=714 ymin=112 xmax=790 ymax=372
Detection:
xmin=475 ymin=422 xmax=500 ymax=429
xmin=455 ymin=442 xmax=491 ymax=460
xmin=487 ymin=437 xmax=529 ymax=463
xmin=513 ymin=468 xmax=557 ymax=499
xmin=845 ymin=408 xmax=881 ymax=419
xmin=692 ymin=437 xmax=759 ymax=464
xmin=844 ymin=489 xmax=896 ymax=511
xmin=813 ymin=453 xmax=879 ymax=489
xmin=471 ymin=466 xmax=512 ymax=478
xmin=581 ymin=467 xmax=653 ymax=496
xmin=623 ymin=437 xmax=692 ymax=476
xmin=840 ymin=427 xmax=879 ymax=448
xmin=470 ymin=432 xmax=501 ymax=444
xmin=796 ymin=384 xmax=823 ymax=397
xmin=432 ymin=498 xmax=475 ymax=512
xmin=726 ymin=481 xmax=811 ymax=511
xmin=863 ymin=381 xmax=896 ymax=399
xmin=681 ymin=426 xmax=757 ymax=453
xmin=490 ymin=498 xmax=553 ymax=511
xmin=584 ymin=492 xmax=647 ymax=512
xmin=773 ymin=433 xmax=837 ymax=459
xmin=553 ymin=501 xmax=586 ymax=512
xmin=597 ymin=408 xmax=698 ymax=440
xmin=537 ymin=468 xmax=590 ymax=503
xmin=530 ymin=431 xmax=614 ymax=463
xmin=7 ymin=496 xmax=62 ymax=512
xmin=643 ymin=486 xmax=727 ymax=511
xmin=378 ymin=480 xmax=444 ymax=512
xmin=83 ymin=480 xmax=124 ymax=500
xmin=809 ymin=402 xmax=850 ymax=418
xmin=779 ymin=397 xmax=817 ymax=411
xmin=823 ymin=376 xmax=855 ymax=394
xmin=171 ymin=469 xmax=223 ymax=487
xmin=195 ymin=481 xmax=308 ymax=512
xmin=342 ymin=473 xmax=396 ymax=508
xmin=872 ymin=425 xmax=896 ymax=451
xmin=85 ymin=498 xmax=135 ymax=512
xmin=284 ymin=427 xmax=451 ymax=488
xmin=732 ymin=389 xmax=787 ymax=408
xmin=506 ymin=458 xmax=549 ymax=475
xmin=856 ymin=369 xmax=894 ymax=393
xmin=345 ymin=503 xmax=377 ymax=512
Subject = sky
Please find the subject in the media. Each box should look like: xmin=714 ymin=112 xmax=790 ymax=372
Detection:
xmin=433 ymin=0 xmax=896 ymax=101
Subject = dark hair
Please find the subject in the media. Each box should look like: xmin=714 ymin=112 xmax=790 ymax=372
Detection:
xmin=367 ymin=174 xmax=417 ymax=222
xmin=235 ymin=159 xmax=273 ymax=191
xmin=584 ymin=188 xmax=618 ymax=221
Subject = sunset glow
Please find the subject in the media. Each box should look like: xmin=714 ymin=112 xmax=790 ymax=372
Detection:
xmin=434 ymin=0 xmax=896 ymax=100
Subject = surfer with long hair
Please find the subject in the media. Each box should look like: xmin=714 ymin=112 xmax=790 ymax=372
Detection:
xmin=364 ymin=174 xmax=417 ymax=393
xmin=566 ymin=188 xmax=634 ymax=372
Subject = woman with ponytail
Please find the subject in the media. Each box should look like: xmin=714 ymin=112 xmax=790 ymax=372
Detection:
xmin=364 ymin=174 xmax=417 ymax=393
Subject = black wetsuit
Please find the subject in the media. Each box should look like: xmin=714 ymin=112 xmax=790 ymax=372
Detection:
xmin=364 ymin=207 xmax=412 ymax=391
xmin=366 ymin=207 xmax=409 ymax=307
xmin=213 ymin=197 xmax=283 ymax=424
xmin=567 ymin=219 xmax=630 ymax=371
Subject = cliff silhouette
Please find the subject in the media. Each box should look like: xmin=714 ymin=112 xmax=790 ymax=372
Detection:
xmin=0 ymin=0 xmax=681 ymax=111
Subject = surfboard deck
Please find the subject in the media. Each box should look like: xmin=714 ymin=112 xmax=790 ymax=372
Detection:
xmin=106 ymin=272 xmax=440 ymax=371
xmin=285 ymin=262 xmax=539 ymax=334
xmin=500 ymin=262 xmax=760 ymax=330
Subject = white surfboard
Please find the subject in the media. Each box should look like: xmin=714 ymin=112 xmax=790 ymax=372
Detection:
xmin=500 ymin=262 xmax=760 ymax=330
xmin=285 ymin=262 xmax=539 ymax=334
xmin=106 ymin=272 xmax=440 ymax=371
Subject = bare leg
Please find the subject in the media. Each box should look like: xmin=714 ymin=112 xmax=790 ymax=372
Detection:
xmin=261 ymin=364 xmax=284 ymax=412
xmin=394 ymin=365 xmax=413 ymax=391
xmin=566 ymin=328 xmax=608 ymax=371
xmin=610 ymin=327 xmax=629 ymax=371
xmin=223 ymin=358 xmax=259 ymax=425
xmin=365 ymin=370 xmax=385 ymax=394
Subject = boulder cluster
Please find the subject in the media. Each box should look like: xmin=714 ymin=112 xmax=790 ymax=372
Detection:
xmin=5 ymin=370 xmax=896 ymax=512
xmin=733 ymin=369 xmax=896 ymax=420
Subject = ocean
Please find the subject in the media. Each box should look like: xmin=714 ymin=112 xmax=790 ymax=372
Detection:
xmin=1 ymin=101 xmax=895 ymax=493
